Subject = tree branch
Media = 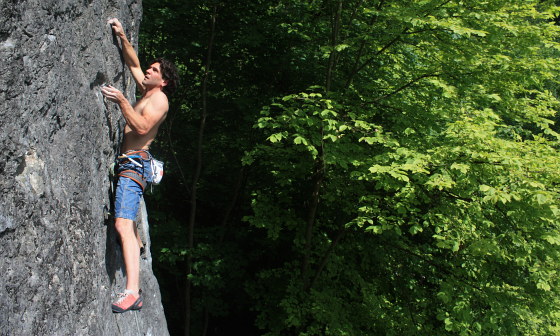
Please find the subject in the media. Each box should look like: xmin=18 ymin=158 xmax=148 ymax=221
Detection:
xmin=365 ymin=73 xmax=439 ymax=104
xmin=219 ymin=166 xmax=247 ymax=243
xmin=165 ymin=116 xmax=191 ymax=195
xmin=306 ymin=225 xmax=347 ymax=291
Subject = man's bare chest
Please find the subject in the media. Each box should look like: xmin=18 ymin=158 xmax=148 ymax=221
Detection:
xmin=133 ymin=96 xmax=150 ymax=114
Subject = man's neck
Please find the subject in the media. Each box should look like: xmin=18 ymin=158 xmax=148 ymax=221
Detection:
xmin=142 ymin=86 xmax=163 ymax=98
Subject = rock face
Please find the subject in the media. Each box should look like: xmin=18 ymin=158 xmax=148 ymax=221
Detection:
xmin=0 ymin=0 xmax=169 ymax=335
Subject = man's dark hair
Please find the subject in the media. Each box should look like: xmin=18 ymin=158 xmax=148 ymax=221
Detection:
xmin=149 ymin=57 xmax=179 ymax=96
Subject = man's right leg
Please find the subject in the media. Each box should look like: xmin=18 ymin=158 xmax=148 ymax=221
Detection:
xmin=115 ymin=217 xmax=141 ymax=294
xmin=112 ymin=172 xmax=144 ymax=312
xmin=112 ymin=217 xmax=143 ymax=313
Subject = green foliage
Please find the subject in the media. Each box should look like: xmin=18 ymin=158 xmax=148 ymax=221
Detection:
xmin=245 ymin=1 xmax=560 ymax=335
xmin=141 ymin=0 xmax=560 ymax=335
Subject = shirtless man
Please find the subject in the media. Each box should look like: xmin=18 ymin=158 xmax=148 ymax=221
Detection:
xmin=101 ymin=18 xmax=178 ymax=313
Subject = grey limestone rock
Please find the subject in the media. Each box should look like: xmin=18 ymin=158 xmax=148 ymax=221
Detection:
xmin=0 ymin=0 xmax=169 ymax=335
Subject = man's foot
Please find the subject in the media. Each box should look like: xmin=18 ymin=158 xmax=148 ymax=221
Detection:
xmin=111 ymin=289 xmax=143 ymax=313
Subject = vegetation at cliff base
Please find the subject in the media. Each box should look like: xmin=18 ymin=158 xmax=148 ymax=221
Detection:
xmin=139 ymin=1 xmax=560 ymax=335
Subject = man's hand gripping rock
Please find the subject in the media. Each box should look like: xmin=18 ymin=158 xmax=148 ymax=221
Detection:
xmin=100 ymin=84 xmax=125 ymax=104
xmin=108 ymin=18 xmax=126 ymax=39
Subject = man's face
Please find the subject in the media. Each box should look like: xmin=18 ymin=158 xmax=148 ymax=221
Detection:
xmin=143 ymin=62 xmax=166 ymax=88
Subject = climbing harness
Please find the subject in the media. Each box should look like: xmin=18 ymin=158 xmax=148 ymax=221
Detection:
xmin=117 ymin=150 xmax=151 ymax=191
xmin=115 ymin=150 xmax=164 ymax=190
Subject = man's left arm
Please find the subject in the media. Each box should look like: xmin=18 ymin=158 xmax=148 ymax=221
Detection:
xmin=108 ymin=18 xmax=146 ymax=93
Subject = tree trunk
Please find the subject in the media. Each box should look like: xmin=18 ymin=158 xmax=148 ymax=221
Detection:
xmin=185 ymin=5 xmax=218 ymax=336
xmin=302 ymin=0 xmax=342 ymax=283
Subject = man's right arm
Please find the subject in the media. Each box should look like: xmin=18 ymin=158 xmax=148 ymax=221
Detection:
xmin=108 ymin=18 xmax=145 ymax=93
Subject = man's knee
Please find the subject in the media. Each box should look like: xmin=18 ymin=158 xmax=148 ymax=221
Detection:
xmin=115 ymin=217 xmax=134 ymax=237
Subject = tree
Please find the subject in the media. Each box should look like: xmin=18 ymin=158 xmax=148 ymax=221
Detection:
xmin=245 ymin=0 xmax=560 ymax=334
xmin=140 ymin=0 xmax=560 ymax=334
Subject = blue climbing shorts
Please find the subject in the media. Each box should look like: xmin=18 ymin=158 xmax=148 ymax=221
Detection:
xmin=114 ymin=151 xmax=153 ymax=221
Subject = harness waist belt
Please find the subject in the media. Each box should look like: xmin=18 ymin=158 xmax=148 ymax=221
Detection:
xmin=120 ymin=150 xmax=151 ymax=160
xmin=118 ymin=169 xmax=148 ymax=190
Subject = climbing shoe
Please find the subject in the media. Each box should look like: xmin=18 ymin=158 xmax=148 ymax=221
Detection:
xmin=111 ymin=289 xmax=143 ymax=313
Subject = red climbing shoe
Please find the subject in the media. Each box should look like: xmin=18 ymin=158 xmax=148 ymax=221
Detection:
xmin=111 ymin=289 xmax=143 ymax=313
